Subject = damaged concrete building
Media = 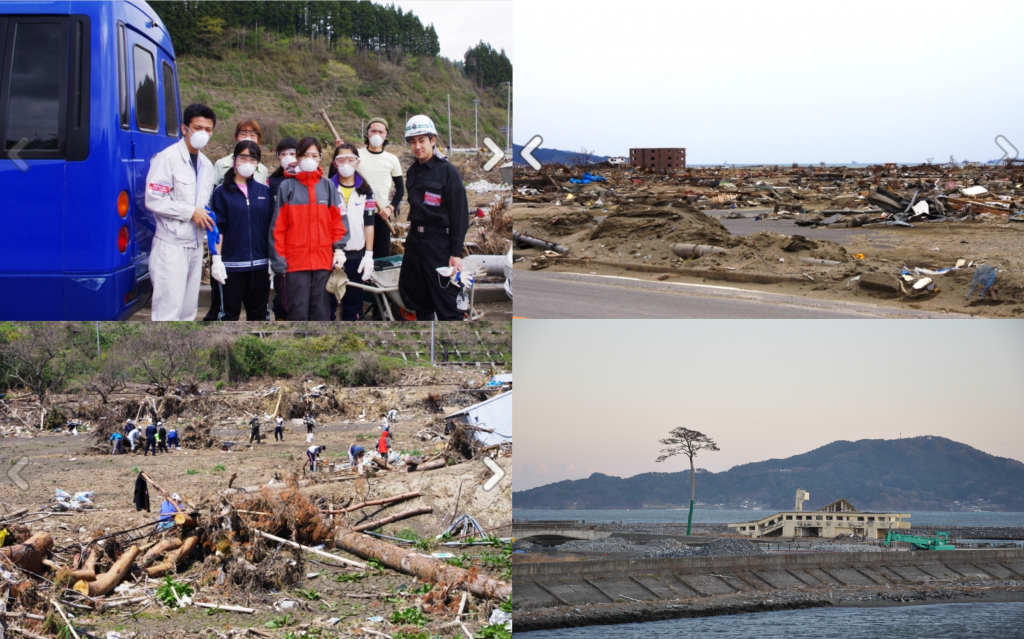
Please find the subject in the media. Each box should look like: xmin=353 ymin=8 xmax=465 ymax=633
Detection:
xmin=629 ymin=147 xmax=686 ymax=172
xmin=728 ymin=489 xmax=911 ymax=539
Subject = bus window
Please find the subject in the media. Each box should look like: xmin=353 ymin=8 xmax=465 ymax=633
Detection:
xmin=5 ymin=20 xmax=64 ymax=152
xmin=133 ymin=44 xmax=157 ymax=132
xmin=117 ymin=23 xmax=128 ymax=129
xmin=161 ymin=60 xmax=177 ymax=137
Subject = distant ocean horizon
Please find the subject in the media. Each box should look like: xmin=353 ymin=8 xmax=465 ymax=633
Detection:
xmin=513 ymin=509 xmax=1024 ymax=528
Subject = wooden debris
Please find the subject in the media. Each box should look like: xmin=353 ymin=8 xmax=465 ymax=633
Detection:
xmin=253 ymin=529 xmax=366 ymax=570
xmin=335 ymin=530 xmax=510 ymax=600
xmin=192 ymin=601 xmax=255 ymax=613
xmin=140 ymin=538 xmax=183 ymax=568
xmin=320 ymin=491 xmax=422 ymax=514
xmin=145 ymin=536 xmax=197 ymax=578
xmin=73 ymin=544 xmax=140 ymax=597
xmin=0 ymin=532 xmax=53 ymax=574
xmin=351 ymin=506 xmax=433 ymax=533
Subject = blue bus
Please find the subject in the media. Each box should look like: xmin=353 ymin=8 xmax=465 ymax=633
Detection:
xmin=0 ymin=0 xmax=181 ymax=319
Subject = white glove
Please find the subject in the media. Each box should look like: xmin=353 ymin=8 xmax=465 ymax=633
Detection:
xmin=357 ymin=251 xmax=374 ymax=281
xmin=210 ymin=255 xmax=227 ymax=285
xmin=333 ymin=249 xmax=345 ymax=269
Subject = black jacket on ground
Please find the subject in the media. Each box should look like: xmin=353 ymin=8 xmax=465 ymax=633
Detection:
xmin=133 ymin=474 xmax=150 ymax=512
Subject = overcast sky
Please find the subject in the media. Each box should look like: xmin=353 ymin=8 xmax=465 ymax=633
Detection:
xmin=513 ymin=0 xmax=1024 ymax=163
xmin=394 ymin=1 xmax=512 ymax=63
xmin=513 ymin=320 xmax=1024 ymax=492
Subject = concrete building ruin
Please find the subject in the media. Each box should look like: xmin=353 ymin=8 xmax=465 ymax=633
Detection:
xmin=728 ymin=489 xmax=911 ymax=539
xmin=629 ymin=147 xmax=686 ymax=172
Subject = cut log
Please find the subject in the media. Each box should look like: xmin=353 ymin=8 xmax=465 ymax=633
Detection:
xmin=321 ymin=492 xmax=422 ymax=514
xmin=140 ymin=538 xmax=183 ymax=568
xmin=145 ymin=536 xmax=197 ymax=578
xmin=352 ymin=506 xmax=433 ymax=532
xmin=0 ymin=532 xmax=53 ymax=574
xmin=406 ymin=459 xmax=445 ymax=472
xmin=335 ymin=529 xmax=510 ymax=601
xmin=70 ymin=546 xmax=100 ymax=581
xmin=73 ymin=544 xmax=140 ymax=597
xmin=174 ymin=513 xmax=197 ymax=528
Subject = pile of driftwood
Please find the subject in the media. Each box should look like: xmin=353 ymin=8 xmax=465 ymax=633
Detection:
xmin=0 ymin=468 xmax=509 ymax=638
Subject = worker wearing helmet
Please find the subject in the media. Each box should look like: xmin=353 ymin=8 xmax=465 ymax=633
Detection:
xmin=398 ymin=115 xmax=469 ymax=320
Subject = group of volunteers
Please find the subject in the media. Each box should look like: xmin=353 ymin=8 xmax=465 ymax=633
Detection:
xmin=239 ymin=410 xmax=396 ymax=475
xmin=110 ymin=418 xmax=179 ymax=455
xmin=145 ymin=103 xmax=470 ymax=321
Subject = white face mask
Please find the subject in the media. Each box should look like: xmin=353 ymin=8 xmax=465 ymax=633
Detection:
xmin=188 ymin=129 xmax=210 ymax=150
xmin=299 ymin=157 xmax=319 ymax=173
xmin=236 ymin=162 xmax=256 ymax=178
xmin=338 ymin=164 xmax=356 ymax=178
xmin=369 ymin=134 xmax=384 ymax=148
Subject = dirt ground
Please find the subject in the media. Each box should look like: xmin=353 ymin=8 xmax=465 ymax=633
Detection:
xmin=0 ymin=373 xmax=512 ymax=638
xmin=513 ymin=201 xmax=1024 ymax=317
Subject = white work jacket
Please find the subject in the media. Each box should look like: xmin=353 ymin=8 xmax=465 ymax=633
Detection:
xmin=339 ymin=187 xmax=374 ymax=252
xmin=145 ymin=138 xmax=215 ymax=248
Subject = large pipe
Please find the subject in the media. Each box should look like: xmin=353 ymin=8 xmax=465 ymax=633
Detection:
xmin=463 ymin=255 xmax=507 ymax=276
xmin=513 ymin=231 xmax=569 ymax=255
xmin=671 ymin=243 xmax=726 ymax=258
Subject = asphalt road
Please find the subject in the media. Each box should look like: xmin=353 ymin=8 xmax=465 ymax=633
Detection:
xmin=514 ymin=271 xmax=974 ymax=319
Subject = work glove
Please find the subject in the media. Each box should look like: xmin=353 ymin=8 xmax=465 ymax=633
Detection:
xmin=210 ymin=255 xmax=228 ymax=285
xmin=333 ymin=249 xmax=345 ymax=270
xmin=357 ymin=250 xmax=374 ymax=281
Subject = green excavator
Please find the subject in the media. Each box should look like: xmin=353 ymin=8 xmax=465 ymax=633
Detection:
xmin=883 ymin=530 xmax=955 ymax=551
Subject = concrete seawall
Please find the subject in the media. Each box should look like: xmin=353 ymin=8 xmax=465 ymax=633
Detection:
xmin=514 ymin=548 xmax=1024 ymax=609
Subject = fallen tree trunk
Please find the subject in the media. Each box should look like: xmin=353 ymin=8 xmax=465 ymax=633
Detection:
xmin=253 ymin=530 xmax=366 ymax=569
xmin=145 ymin=536 xmax=197 ymax=578
xmin=406 ymin=459 xmax=445 ymax=473
xmin=335 ymin=529 xmax=510 ymax=600
xmin=352 ymin=506 xmax=433 ymax=532
xmin=0 ymin=532 xmax=53 ymax=574
xmin=74 ymin=545 xmax=140 ymax=597
xmin=140 ymin=538 xmax=182 ymax=568
xmin=322 ymin=492 xmax=422 ymax=514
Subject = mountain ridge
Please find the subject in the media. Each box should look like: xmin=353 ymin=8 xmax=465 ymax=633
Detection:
xmin=514 ymin=436 xmax=1024 ymax=512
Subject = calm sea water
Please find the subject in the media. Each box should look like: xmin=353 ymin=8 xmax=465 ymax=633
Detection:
xmin=513 ymin=509 xmax=1024 ymax=528
xmin=516 ymin=602 xmax=1024 ymax=638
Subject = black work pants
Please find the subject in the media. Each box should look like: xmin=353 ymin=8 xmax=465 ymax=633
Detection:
xmin=398 ymin=231 xmax=461 ymax=321
xmin=220 ymin=270 xmax=270 ymax=321
xmin=250 ymin=428 xmax=261 ymax=444
xmin=157 ymin=439 xmax=168 ymax=453
xmin=342 ymin=251 xmax=366 ymax=321
xmin=286 ymin=270 xmax=331 ymax=320
xmin=144 ymin=437 xmax=157 ymax=456
xmin=272 ymin=273 xmax=288 ymax=320
xmin=274 ymin=426 xmax=283 ymax=441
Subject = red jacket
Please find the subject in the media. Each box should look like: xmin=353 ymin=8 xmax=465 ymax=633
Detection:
xmin=377 ymin=431 xmax=390 ymax=455
xmin=270 ymin=168 xmax=345 ymax=273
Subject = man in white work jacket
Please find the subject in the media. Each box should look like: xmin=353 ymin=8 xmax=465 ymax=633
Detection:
xmin=144 ymin=103 xmax=217 ymax=321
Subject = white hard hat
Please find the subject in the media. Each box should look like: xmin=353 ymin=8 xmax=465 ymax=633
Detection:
xmin=405 ymin=115 xmax=437 ymax=139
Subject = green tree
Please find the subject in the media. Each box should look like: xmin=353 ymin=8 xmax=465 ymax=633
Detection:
xmin=656 ymin=428 xmax=720 ymax=535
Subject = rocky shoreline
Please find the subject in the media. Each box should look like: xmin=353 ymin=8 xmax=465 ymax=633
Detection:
xmin=514 ymin=582 xmax=1024 ymax=632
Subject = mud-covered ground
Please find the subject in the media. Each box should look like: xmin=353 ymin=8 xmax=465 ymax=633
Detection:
xmin=0 ymin=373 xmax=512 ymax=638
xmin=513 ymin=198 xmax=1024 ymax=318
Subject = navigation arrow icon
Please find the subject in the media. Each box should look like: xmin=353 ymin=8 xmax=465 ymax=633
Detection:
xmin=520 ymin=135 xmax=543 ymax=170
xmin=482 ymin=456 xmax=505 ymax=491
xmin=7 ymin=137 xmax=29 ymax=172
xmin=483 ymin=137 xmax=504 ymax=171
xmin=7 ymin=455 xmax=29 ymax=490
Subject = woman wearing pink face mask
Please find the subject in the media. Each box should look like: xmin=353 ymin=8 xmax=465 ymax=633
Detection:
xmin=207 ymin=140 xmax=274 ymax=320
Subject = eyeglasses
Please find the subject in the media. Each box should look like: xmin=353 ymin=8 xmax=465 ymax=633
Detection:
xmin=235 ymin=155 xmax=259 ymax=165
xmin=334 ymin=156 xmax=359 ymax=165
xmin=237 ymin=130 xmax=259 ymax=140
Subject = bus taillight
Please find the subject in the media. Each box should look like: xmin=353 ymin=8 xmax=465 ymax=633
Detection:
xmin=118 ymin=191 xmax=129 ymax=217
xmin=117 ymin=226 xmax=129 ymax=252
